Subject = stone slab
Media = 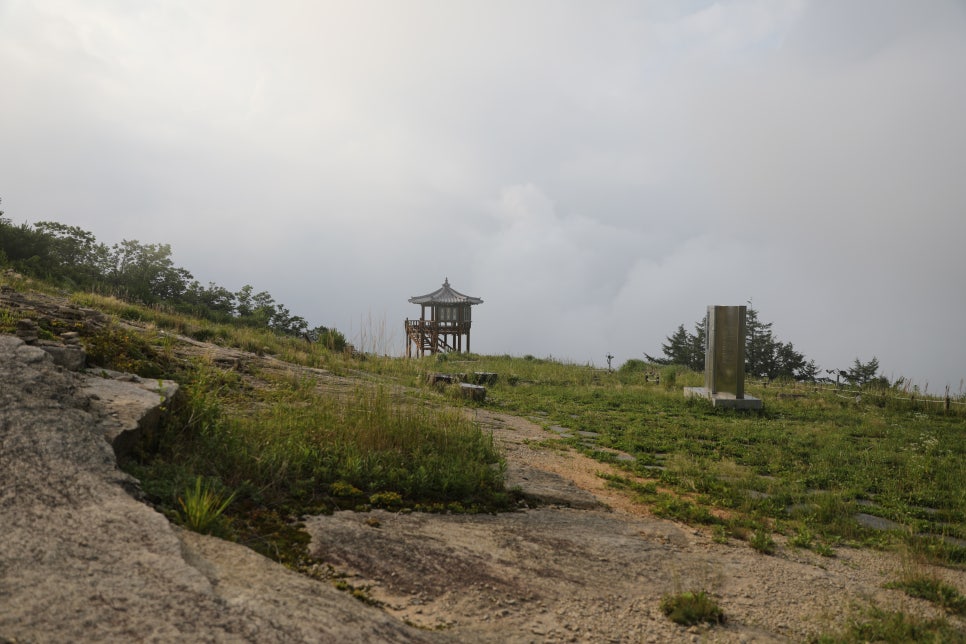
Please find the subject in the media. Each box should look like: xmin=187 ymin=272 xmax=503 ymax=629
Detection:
xmin=684 ymin=386 xmax=762 ymax=410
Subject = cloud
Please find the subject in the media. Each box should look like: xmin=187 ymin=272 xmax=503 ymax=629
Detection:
xmin=1 ymin=0 xmax=964 ymax=386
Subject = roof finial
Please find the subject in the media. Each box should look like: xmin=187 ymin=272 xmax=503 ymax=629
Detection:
xmin=443 ymin=277 xmax=449 ymax=287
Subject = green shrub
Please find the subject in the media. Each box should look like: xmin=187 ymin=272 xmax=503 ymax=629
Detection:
xmin=369 ymin=491 xmax=403 ymax=509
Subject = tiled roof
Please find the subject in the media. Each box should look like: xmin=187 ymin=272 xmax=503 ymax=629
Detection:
xmin=409 ymin=278 xmax=483 ymax=305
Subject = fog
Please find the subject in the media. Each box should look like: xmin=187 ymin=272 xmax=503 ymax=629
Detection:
xmin=2 ymin=1 xmax=964 ymax=389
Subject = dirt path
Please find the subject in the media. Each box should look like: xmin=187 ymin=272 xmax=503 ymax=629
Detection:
xmin=305 ymin=407 xmax=966 ymax=643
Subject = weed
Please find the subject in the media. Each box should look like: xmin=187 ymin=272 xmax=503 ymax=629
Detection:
xmin=177 ymin=476 xmax=236 ymax=536
xmin=660 ymin=590 xmax=725 ymax=626
xmin=333 ymin=579 xmax=383 ymax=607
xmin=750 ymin=527 xmax=776 ymax=555
xmin=789 ymin=525 xmax=814 ymax=549
xmin=813 ymin=606 xmax=965 ymax=643
xmin=369 ymin=491 xmax=404 ymax=509
xmin=813 ymin=542 xmax=837 ymax=557
xmin=889 ymin=575 xmax=966 ymax=615
xmin=887 ymin=560 xmax=966 ymax=616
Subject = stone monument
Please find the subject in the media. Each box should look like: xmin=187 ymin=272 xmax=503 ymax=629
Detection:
xmin=684 ymin=305 xmax=762 ymax=410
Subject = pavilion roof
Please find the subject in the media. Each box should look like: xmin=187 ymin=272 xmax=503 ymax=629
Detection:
xmin=409 ymin=278 xmax=483 ymax=306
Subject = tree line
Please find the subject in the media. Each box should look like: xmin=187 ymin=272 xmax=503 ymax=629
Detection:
xmin=645 ymin=302 xmax=883 ymax=386
xmin=0 ymin=205 xmax=344 ymax=348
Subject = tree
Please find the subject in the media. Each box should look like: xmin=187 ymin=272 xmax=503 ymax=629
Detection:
xmin=106 ymin=240 xmax=192 ymax=304
xmin=0 ymin=209 xmax=347 ymax=343
xmin=645 ymin=318 xmax=706 ymax=371
xmin=650 ymin=302 xmax=816 ymax=381
xmin=307 ymin=325 xmax=346 ymax=351
xmin=845 ymin=357 xmax=881 ymax=387
xmin=32 ymin=221 xmax=110 ymax=288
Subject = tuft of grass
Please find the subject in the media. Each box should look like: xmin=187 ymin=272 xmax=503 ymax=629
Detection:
xmin=813 ymin=606 xmax=966 ymax=643
xmin=750 ymin=527 xmax=777 ymax=554
xmin=178 ymin=476 xmax=236 ymax=536
xmin=888 ymin=574 xmax=966 ymax=616
xmin=660 ymin=590 xmax=726 ymax=626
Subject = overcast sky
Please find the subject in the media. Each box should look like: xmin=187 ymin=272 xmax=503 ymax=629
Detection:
xmin=2 ymin=1 xmax=965 ymax=389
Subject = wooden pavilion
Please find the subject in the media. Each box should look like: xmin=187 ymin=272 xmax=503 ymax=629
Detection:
xmin=405 ymin=278 xmax=483 ymax=357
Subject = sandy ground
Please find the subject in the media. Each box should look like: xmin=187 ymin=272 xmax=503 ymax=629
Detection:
xmin=305 ymin=408 xmax=966 ymax=643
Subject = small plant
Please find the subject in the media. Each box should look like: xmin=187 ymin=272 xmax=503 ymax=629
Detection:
xmin=888 ymin=574 xmax=966 ymax=616
xmin=369 ymin=491 xmax=403 ymax=509
xmin=178 ymin=476 xmax=236 ymax=535
xmin=333 ymin=579 xmax=383 ymax=607
xmin=330 ymin=480 xmax=364 ymax=498
xmin=660 ymin=590 xmax=725 ymax=626
xmin=750 ymin=527 xmax=776 ymax=555
xmin=789 ymin=525 xmax=814 ymax=549
xmin=815 ymin=607 xmax=964 ymax=643
xmin=813 ymin=541 xmax=836 ymax=557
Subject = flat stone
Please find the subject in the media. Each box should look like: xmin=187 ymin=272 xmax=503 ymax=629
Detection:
xmin=854 ymin=513 xmax=903 ymax=532
xmin=504 ymin=464 xmax=602 ymax=509
xmin=14 ymin=344 xmax=49 ymax=364
xmin=40 ymin=343 xmax=87 ymax=371
xmin=684 ymin=387 xmax=762 ymax=410
xmin=79 ymin=372 xmax=179 ymax=458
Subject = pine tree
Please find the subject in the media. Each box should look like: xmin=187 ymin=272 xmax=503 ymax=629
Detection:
xmin=651 ymin=303 xmax=816 ymax=380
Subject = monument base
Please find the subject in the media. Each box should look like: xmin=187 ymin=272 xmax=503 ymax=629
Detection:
xmin=684 ymin=387 xmax=762 ymax=410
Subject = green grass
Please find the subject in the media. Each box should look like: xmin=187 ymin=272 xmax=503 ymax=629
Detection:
xmin=408 ymin=354 xmax=965 ymax=560
xmin=177 ymin=476 xmax=236 ymax=536
xmin=660 ymin=590 xmax=725 ymax=626
xmin=888 ymin=573 xmax=966 ymax=616
xmin=814 ymin=607 xmax=966 ymax=643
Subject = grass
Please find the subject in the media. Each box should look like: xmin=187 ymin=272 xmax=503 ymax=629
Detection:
xmin=750 ymin=527 xmax=776 ymax=555
xmin=887 ymin=553 xmax=966 ymax=616
xmin=177 ymin=476 xmax=236 ymax=536
xmin=888 ymin=575 xmax=966 ymax=615
xmin=660 ymin=590 xmax=726 ymax=626
xmin=406 ymin=354 xmax=966 ymax=563
xmin=813 ymin=607 xmax=966 ymax=643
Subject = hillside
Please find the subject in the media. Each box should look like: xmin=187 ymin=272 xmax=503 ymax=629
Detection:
xmin=1 ymin=275 xmax=965 ymax=642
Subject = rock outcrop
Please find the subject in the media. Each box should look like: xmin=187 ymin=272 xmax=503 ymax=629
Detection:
xmin=0 ymin=334 xmax=438 ymax=643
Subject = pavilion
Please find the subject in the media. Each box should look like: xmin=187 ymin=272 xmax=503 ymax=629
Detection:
xmin=405 ymin=278 xmax=482 ymax=357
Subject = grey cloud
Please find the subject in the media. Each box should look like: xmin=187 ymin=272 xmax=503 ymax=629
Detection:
xmin=1 ymin=1 xmax=964 ymax=386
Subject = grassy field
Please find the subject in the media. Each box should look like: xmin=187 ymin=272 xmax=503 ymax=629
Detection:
xmin=426 ymin=353 xmax=966 ymax=563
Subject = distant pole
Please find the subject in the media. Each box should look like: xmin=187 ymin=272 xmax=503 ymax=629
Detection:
xmin=606 ymin=353 xmax=614 ymax=372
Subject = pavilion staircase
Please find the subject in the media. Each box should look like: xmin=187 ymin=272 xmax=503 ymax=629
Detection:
xmin=410 ymin=328 xmax=455 ymax=354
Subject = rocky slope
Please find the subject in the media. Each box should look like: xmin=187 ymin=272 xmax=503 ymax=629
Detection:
xmin=0 ymin=333 xmax=438 ymax=643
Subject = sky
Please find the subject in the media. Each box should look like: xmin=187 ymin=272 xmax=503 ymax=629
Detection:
xmin=2 ymin=1 xmax=965 ymax=390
